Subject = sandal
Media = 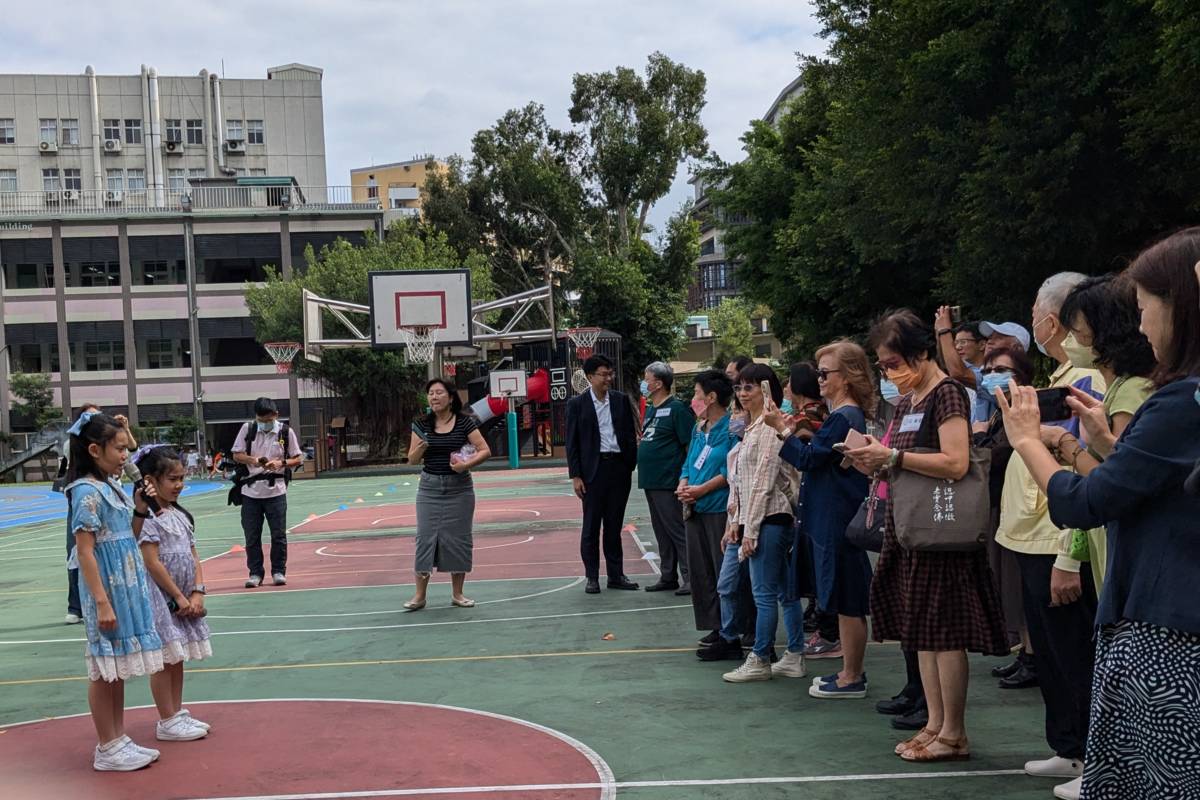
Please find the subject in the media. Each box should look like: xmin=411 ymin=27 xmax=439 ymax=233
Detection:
xmin=402 ymin=599 xmax=426 ymax=611
xmin=451 ymin=597 xmax=475 ymax=608
xmin=900 ymin=735 xmax=970 ymax=762
xmin=894 ymin=728 xmax=939 ymax=756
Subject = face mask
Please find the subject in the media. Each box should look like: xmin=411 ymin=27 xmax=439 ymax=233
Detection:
xmin=639 ymin=380 xmax=651 ymax=398
xmin=690 ymin=397 xmax=708 ymax=417
xmin=1060 ymin=333 xmax=1097 ymax=370
xmin=885 ymin=363 xmax=921 ymax=396
xmin=1032 ymin=315 xmax=1053 ymax=357
xmin=727 ymin=415 xmax=747 ymax=440
xmin=256 ymin=420 xmax=276 ymax=434
xmin=979 ymin=370 xmax=1013 ymax=397
xmin=779 ymin=399 xmax=794 ymax=415
xmin=879 ymin=379 xmax=900 ymax=401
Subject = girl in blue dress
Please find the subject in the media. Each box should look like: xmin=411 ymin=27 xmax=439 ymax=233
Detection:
xmin=66 ymin=411 xmax=165 ymax=771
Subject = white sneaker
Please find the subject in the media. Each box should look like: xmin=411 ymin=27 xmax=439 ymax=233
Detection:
xmin=1054 ymin=776 xmax=1083 ymax=800
xmin=770 ymin=650 xmax=807 ymax=678
xmin=156 ymin=713 xmax=208 ymax=741
xmin=272 ymin=572 xmax=287 ymax=586
xmin=64 ymin=613 xmax=82 ymax=625
xmin=179 ymin=708 xmax=211 ymax=732
xmin=119 ymin=735 xmax=160 ymax=761
xmin=1025 ymin=756 xmax=1083 ymax=778
xmin=723 ymin=652 xmax=772 ymax=683
xmin=93 ymin=739 xmax=154 ymax=771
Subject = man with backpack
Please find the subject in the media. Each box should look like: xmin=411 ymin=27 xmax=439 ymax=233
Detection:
xmin=231 ymin=398 xmax=303 ymax=588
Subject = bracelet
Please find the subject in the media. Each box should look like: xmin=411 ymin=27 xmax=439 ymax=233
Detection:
xmin=886 ymin=448 xmax=900 ymax=469
xmin=936 ymin=328 xmax=953 ymax=337
xmin=193 ymin=584 xmax=207 ymax=595
xmin=133 ymin=509 xmax=150 ymax=519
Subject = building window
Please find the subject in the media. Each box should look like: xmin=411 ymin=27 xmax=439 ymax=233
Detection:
xmin=146 ymin=339 xmax=176 ymax=369
xmin=61 ymin=118 xmax=79 ymax=146
xmin=754 ymin=343 xmax=772 ymax=358
xmin=15 ymin=342 xmax=59 ymax=372
xmin=188 ymin=168 xmax=206 ymax=180
xmin=0 ymin=169 xmax=15 ymax=192
xmin=233 ymin=168 xmax=247 ymax=177
xmin=141 ymin=260 xmax=171 ymax=284
xmin=39 ymin=118 xmax=58 ymax=144
xmin=226 ymin=119 xmax=243 ymax=141
xmin=167 ymin=168 xmax=186 ymax=192
xmin=106 ymin=169 xmax=124 ymax=192
xmin=80 ymin=261 xmax=120 ymax=287
xmin=165 ymin=119 xmax=182 ymax=143
xmin=63 ymin=169 xmax=81 ymax=191
xmin=84 ymin=341 xmax=125 ymax=371
xmin=125 ymin=119 xmax=142 ymax=144
xmin=126 ymin=168 xmax=146 ymax=192
xmin=186 ymin=119 xmax=203 ymax=145
xmin=246 ymin=119 xmax=263 ymax=144
xmin=103 ymin=119 xmax=121 ymax=141
xmin=699 ymin=239 xmax=715 ymax=257
xmin=249 ymin=168 xmax=267 ymax=177
xmin=42 ymin=169 xmax=60 ymax=191
xmin=0 ymin=118 xmax=14 ymax=144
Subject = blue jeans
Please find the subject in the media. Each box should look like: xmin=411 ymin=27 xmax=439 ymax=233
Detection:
xmin=717 ymin=541 xmax=751 ymax=643
xmin=748 ymin=522 xmax=805 ymax=658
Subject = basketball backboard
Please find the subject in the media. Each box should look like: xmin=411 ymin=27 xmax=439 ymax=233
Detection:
xmin=489 ymin=369 xmax=527 ymax=397
xmin=369 ymin=269 xmax=473 ymax=349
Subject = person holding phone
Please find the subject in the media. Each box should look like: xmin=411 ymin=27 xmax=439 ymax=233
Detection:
xmin=721 ymin=364 xmax=802 ymax=683
xmin=765 ymin=341 xmax=876 ymax=699
xmin=404 ymin=379 xmax=491 ymax=611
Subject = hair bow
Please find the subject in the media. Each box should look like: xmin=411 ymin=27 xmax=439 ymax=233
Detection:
xmin=67 ymin=410 xmax=98 ymax=436
xmin=131 ymin=443 xmax=170 ymax=466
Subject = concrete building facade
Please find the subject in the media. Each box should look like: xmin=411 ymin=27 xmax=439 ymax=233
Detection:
xmin=349 ymin=156 xmax=443 ymax=224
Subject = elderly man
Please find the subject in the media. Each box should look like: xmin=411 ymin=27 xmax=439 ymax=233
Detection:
xmin=637 ymin=361 xmax=696 ymax=593
xmin=979 ymin=320 xmax=1031 ymax=355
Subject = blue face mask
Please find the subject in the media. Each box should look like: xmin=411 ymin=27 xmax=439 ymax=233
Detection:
xmin=779 ymin=399 xmax=794 ymax=415
xmin=879 ymin=379 xmax=900 ymax=401
xmin=979 ymin=370 xmax=1013 ymax=398
xmin=639 ymin=379 xmax=651 ymax=398
xmin=257 ymin=420 xmax=276 ymax=434
xmin=727 ymin=415 xmax=747 ymax=440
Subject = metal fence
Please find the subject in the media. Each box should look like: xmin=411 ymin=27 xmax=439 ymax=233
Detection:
xmin=0 ymin=186 xmax=376 ymax=217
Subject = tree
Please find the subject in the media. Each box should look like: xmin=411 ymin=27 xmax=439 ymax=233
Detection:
xmin=9 ymin=372 xmax=64 ymax=430
xmin=709 ymin=298 xmax=754 ymax=367
xmin=244 ymin=221 xmax=495 ymax=459
xmin=165 ymin=416 xmax=198 ymax=450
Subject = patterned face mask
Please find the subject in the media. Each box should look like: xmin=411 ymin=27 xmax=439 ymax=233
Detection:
xmin=728 ymin=415 xmax=747 ymax=440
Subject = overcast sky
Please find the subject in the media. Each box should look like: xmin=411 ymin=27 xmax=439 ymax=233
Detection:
xmin=2 ymin=0 xmax=826 ymax=234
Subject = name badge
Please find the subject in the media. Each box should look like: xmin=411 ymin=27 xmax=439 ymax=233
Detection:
xmin=899 ymin=413 xmax=924 ymax=433
xmin=655 ymin=407 xmax=672 ymax=418
xmin=693 ymin=444 xmax=712 ymax=470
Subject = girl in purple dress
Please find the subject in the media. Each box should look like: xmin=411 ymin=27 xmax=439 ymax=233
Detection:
xmin=132 ymin=446 xmax=213 ymax=742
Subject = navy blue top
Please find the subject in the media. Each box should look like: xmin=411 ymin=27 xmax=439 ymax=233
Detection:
xmin=1047 ymin=377 xmax=1200 ymax=635
xmin=779 ymin=405 xmax=871 ymax=608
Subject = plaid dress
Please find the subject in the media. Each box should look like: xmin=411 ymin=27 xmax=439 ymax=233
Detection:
xmin=869 ymin=380 xmax=1008 ymax=655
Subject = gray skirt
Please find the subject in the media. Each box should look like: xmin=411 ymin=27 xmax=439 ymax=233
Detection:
xmin=414 ymin=471 xmax=475 ymax=574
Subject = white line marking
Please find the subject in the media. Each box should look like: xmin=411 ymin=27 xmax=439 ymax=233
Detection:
xmin=371 ymin=507 xmax=542 ymax=527
xmin=286 ymin=506 xmax=341 ymax=534
xmin=313 ymin=535 xmax=535 ymax=558
xmin=212 ymin=573 xmax=639 ymax=597
xmin=627 ymin=525 xmax=661 ymax=576
xmin=0 ymin=603 xmax=690 ymax=644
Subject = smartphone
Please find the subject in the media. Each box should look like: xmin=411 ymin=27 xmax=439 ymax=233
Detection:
xmin=949 ymin=305 xmax=963 ymax=324
xmin=135 ymin=477 xmax=161 ymax=514
xmin=257 ymin=456 xmax=269 ymax=466
xmin=1036 ymin=387 xmax=1072 ymax=421
xmin=842 ymin=429 xmax=869 ymax=450
xmin=832 ymin=442 xmax=849 ymax=454
xmin=760 ymin=380 xmax=772 ymax=402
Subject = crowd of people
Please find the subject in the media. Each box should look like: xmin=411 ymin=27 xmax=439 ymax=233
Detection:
xmin=58 ymin=228 xmax=1199 ymax=795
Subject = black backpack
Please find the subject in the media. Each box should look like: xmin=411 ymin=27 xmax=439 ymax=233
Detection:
xmin=227 ymin=421 xmax=298 ymax=506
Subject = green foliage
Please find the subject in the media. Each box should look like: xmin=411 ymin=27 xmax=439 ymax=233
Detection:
xmin=706 ymin=0 xmax=1200 ymax=356
xmin=245 ymin=221 xmax=495 ymax=458
xmin=9 ymin=372 xmax=64 ymax=430
xmin=709 ymin=298 xmax=754 ymax=367
xmin=165 ymin=416 xmax=198 ymax=450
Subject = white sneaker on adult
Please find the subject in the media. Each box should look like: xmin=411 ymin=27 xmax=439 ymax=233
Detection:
xmin=179 ymin=708 xmax=211 ymax=732
xmin=722 ymin=652 xmax=772 ymax=683
xmin=119 ymin=735 xmax=160 ymax=761
xmin=64 ymin=613 xmax=82 ymax=625
xmin=156 ymin=713 xmax=208 ymax=741
xmin=93 ymin=739 xmax=154 ymax=771
xmin=770 ymin=650 xmax=807 ymax=678
xmin=1053 ymin=776 xmax=1083 ymax=800
xmin=1024 ymin=756 xmax=1083 ymax=778
xmin=272 ymin=572 xmax=287 ymax=586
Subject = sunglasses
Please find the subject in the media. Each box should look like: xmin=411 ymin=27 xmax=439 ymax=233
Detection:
xmin=980 ymin=367 xmax=1014 ymax=375
xmin=816 ymin=368 xmax=841 ymax=381
xmin=732 ymin=384 xmax=758 ymax=393
xmin=875 ymin=360 xmax=904 ymax=373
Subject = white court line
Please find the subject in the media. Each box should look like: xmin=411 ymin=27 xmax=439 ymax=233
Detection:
xmin=0 ymin=603 xmax=690 ymax=645
xmin=627 ymin=524 xmax=662 ymax=577
xmin=313 ymin=535 xmax=535 ymax=558
xmin=214 ymin=573 xmax=620 ymax=597
xmin=182 ymin=769 xmax=1026 ymax=800
xmin=371 ymin=507 xmax=541 ymax=527
xmin=206 ymin=577 xmax=584 ymax=618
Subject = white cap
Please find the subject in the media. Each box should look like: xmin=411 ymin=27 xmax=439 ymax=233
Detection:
xmin=979 ymin=321 xmax=1031 ymax=352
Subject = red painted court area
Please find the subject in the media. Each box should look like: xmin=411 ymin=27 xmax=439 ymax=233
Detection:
xmin=201 ymin=529 xmax=655 ymax=594
xmin=291 ymin=494 xmax=583 ymax=535
xmin=0 ymin=700 xmax=611 ymax=800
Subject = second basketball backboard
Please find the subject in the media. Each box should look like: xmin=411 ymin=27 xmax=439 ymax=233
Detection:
xmin=369 ymin=269 xmax=473 ymax=349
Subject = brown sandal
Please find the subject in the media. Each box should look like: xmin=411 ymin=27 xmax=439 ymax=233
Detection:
xmin=900 ymin=735 xmax=970 ymax=762
xmin=894 ymin=728 xmax=939 ymax=756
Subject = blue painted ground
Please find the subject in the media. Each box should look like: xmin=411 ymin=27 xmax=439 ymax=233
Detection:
xmin=0 ymin=481 xmax=224 ymax=531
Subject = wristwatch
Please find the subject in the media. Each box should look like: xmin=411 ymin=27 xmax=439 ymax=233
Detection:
xmin=193 ymin=584 xmax=207 ymax=595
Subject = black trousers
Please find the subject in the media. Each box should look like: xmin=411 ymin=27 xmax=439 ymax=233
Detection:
xmin=579 ymin=457 xmax=632 ymax=580
xmin=66 ymin=521 xmax=81 ymax=615
xmin=242 ymin=494 xmax=289 ymax=577
xmin=1015 ymin=551 xmax=1098 ymax=760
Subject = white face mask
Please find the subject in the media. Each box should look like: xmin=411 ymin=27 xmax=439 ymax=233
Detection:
xmin=1032 ymin=315 xmax=1054 ymax=357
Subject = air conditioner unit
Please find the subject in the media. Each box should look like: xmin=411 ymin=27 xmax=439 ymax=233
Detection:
xmin=103 ymin=139 xmax=122 ymax=153
xmin=39 ymin=140 xmax=58 ymax=154
xmin=104 ymin=190 xmax=124 ymax=203
xmin=224 ymin=139 xmax=245 ymax=154
xmin=163 ymin=140 xmax=183 ymax=155
xmin=62 ymin=189 xmax=80 ymax=202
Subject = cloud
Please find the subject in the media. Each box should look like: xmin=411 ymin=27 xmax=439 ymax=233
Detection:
xmin=1 ymin=0 xmax=827 ymax=231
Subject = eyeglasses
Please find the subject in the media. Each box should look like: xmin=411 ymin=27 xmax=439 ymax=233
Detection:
xmin=875 ymin=359 xmax=903 ymax=373
xmin=732 ymin=383 xmax=757 ymax=393
xmin=816 ymin=368 xmax=841 ymax=381
xmin=591 ymin=371 xmax=614 ymax=379
xmin=980 ymin=367 xmax=1014 ymax=375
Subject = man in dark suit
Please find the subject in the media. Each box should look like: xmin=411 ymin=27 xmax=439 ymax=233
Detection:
xmin=566 ymin=354 xmax=640 ymax=594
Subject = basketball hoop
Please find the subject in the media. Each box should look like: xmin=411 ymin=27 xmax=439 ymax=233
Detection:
xmin=399 ymin=325 xmax=438 ymax=364
xmin=264 ymin=342 xmax=301 ymax=374
xmin=571 ymin=368 xmax=591 ymax=394
xmin=566 ymin=327 xmax=601 ymax=361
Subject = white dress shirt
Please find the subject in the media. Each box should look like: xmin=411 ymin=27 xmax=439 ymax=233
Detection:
xmin=590 ymin=387 xmax=620 ymax=453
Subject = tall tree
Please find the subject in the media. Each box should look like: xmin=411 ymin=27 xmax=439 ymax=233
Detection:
xmin=709 ymin=298 xmax=754 ymax=367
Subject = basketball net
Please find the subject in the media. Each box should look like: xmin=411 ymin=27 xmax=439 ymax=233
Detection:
xmin=264 ymin=342 xmax=301 ymax=374
xmin=399 ymin=325 xmax=438 ymax=364
xmin=566 ymin=327 xmax=601 ymax=361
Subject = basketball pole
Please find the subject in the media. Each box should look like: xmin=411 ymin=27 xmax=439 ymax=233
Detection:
xmin=507 ymin=395 xmax=520 ymax=469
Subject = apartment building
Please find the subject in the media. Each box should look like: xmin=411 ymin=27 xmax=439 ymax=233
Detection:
xmin=0 ymin=64 xmax=381 ymax=462
xmin=349 ymin=156 xmax=444 ymax=223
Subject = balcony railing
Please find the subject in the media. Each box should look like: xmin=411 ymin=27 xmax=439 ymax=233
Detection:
xmin=0 ymin=186 xmax=380 ymax=218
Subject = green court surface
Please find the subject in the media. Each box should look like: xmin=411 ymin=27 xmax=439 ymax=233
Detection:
xmin=0 ymin=468 xmax=1059 ymax=799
